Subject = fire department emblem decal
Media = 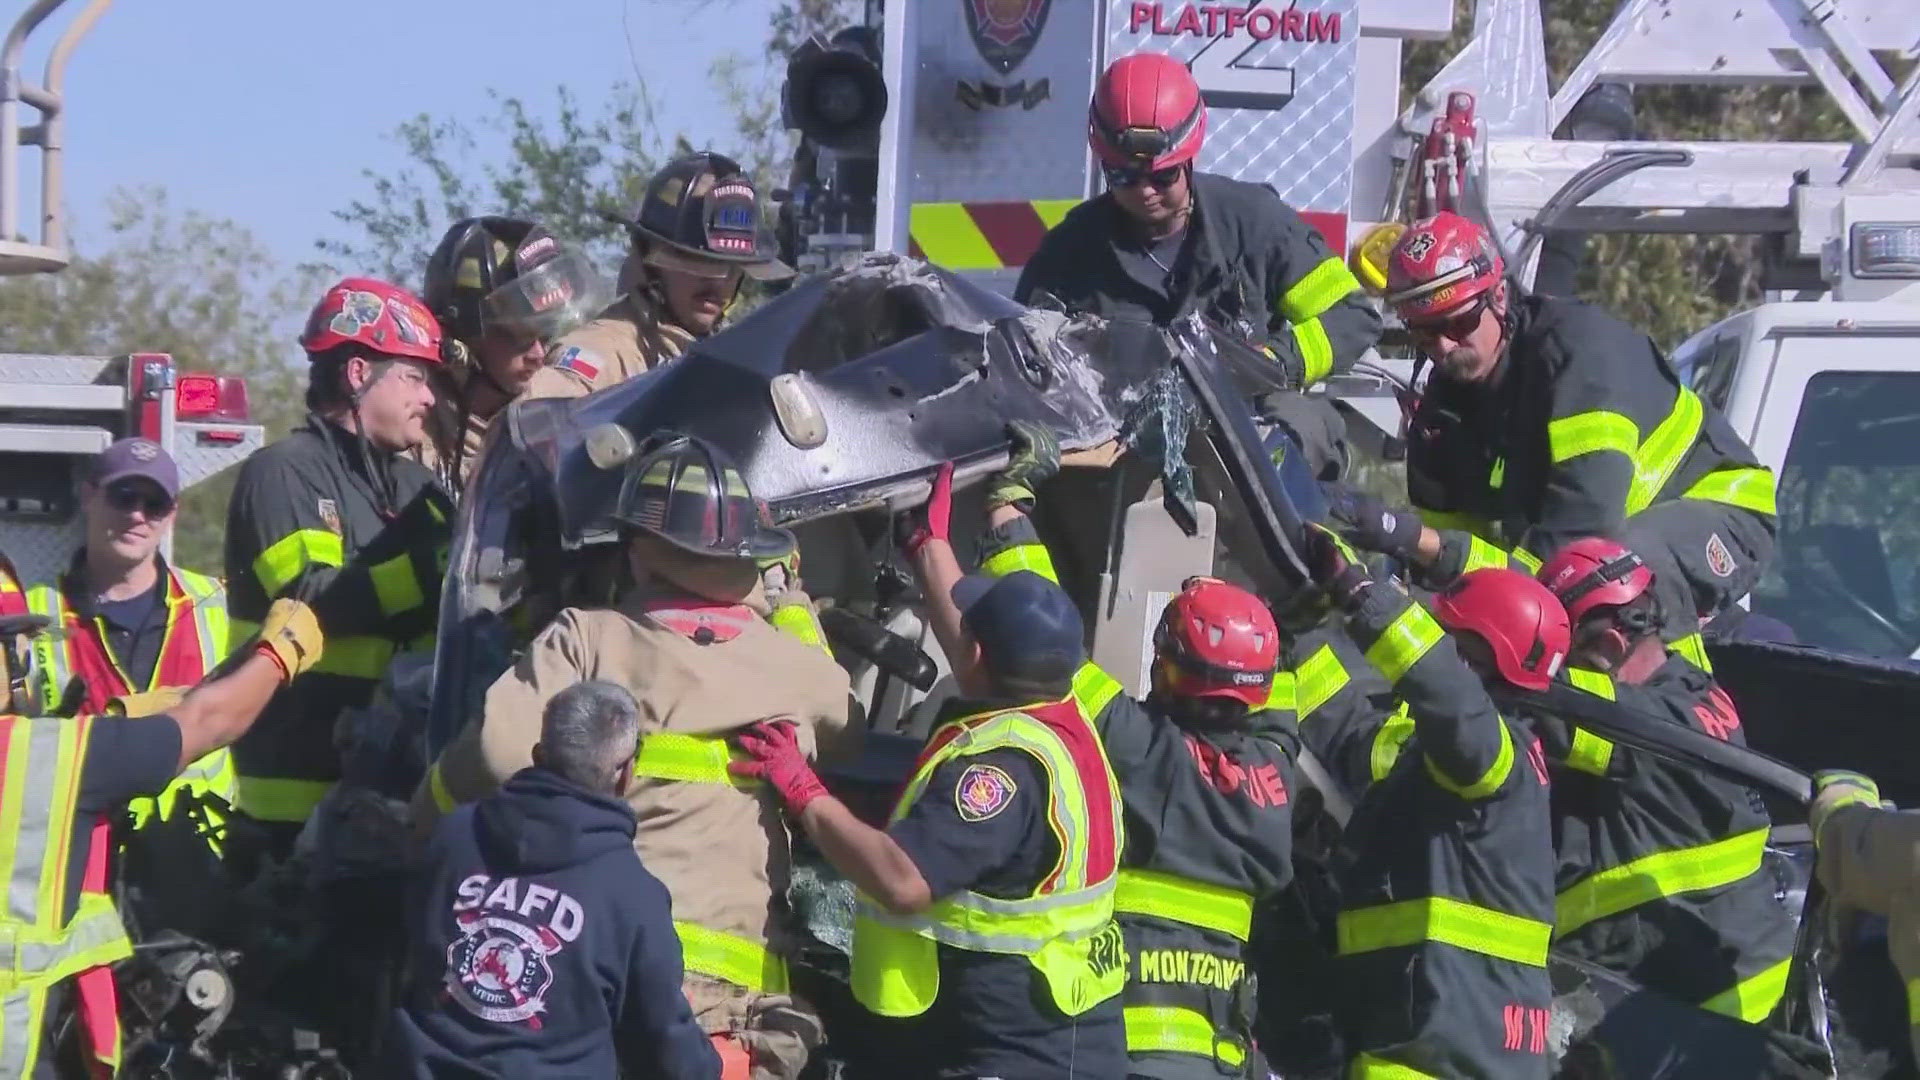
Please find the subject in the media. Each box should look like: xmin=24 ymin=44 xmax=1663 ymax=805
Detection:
xmin=128 ymin=439 xmax=160 ymax=462
xmin=330 ymin=290 xmax=384 ymax=337
xmin=446 ymin=910 xmax=563 ymax=1027
xmin=958 ymin=0 xmax=1052 ymax=110
xmin=316 ymin=498 xmax=341 ymax=536
xmin=1705 ymin=533 xmax=1736 ymax=578
xmin=956 ymin=762 xmax=1017 ymax=821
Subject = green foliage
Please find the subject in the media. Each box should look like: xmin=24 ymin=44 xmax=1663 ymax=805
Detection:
xmin=0 ymin=187 xmax=316 ymax=576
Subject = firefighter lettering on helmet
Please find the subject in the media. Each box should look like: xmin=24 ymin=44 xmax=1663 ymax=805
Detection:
xmin=1339 ymin=209 xmax=1779 ymax=647
xmin=1017 ymin=51 xmax=1379 ymax=392
xmin=222 ymin=277 xmax=455 ymax=853
xmin=1304 ymin=528 xmax=1560 ymax=1079
xmin=418 ymin=217 xmax=610 ymax=491
xmin=1536 ymin=537 xmax=1795 ymax=1020
xmin=526 ymin=152 xmax=792 ymax=400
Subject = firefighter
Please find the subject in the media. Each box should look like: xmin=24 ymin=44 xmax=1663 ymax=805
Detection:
xmin=1016 ymin=51 xmax=1379 ymax=392
xmin=1807 ymin=770 xmax=1920 ymax=1064
xmin=25 ymin=438 xmax=234 ymax=831
xmin=939 ymin=423 xmax=1297 ymax=1076
xmin=416 ymin=432 xmax=854 ymax=1080
xmin=417 ymin=216 xmax=610 ymax=491
xmin=1538 ymin=538 xmax=1794 ymax=1021
xmin=0 ymin=596 xmax=320 ymax=1079
xmin=1380 ymin=211 xmax=1778 ymax=649
xmin=1307 ymin=539 xmax=1562 ymax=1079
xmin=526 ymin=152 xmax=792 ymax=399
xmin=731 ymin=560 xmax=1127 ymax=1078
xmin=224 ymin=278 xmax=453 ymax=848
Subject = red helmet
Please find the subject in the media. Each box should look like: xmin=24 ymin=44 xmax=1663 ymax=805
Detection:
xmin=1385 ymin=211 xmax=1505 ymax=320
xmin=1431 ymin=569 xmax=1570 ymax=692
xmin=1152 ymin=577 xmax=1279 ymax=707
xmin=1088 ymin=52 xmax=1206 ymax=171
xmin=1537 ymin=538 xmax=1655 ymax=625
xmin=300 ymin=277 xmax=444 ymax=365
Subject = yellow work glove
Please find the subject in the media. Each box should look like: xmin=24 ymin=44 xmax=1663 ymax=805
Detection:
xmin=254 ymin=598 xmax=323 ymax=681
xmin=109 ymin=689 xmax=188 ymax=718
xmin=1810 ymin=770 xmax=1883 ymax=847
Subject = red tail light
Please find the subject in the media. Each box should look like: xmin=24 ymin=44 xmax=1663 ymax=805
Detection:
xmin=177 ymin=374 xmax=251 ymax=421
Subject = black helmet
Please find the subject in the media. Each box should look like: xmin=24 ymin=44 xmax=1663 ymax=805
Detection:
xmin=610 ymin=152 xmax=792 ymax=282
xmin=611 ymin=433 xmax=795 ymax=560
xmin=422 ymin=216 xmax=610 ymax=351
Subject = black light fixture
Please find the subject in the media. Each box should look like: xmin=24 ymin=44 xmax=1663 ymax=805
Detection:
xmin=782 ymin=26 xmax=889 ymax=153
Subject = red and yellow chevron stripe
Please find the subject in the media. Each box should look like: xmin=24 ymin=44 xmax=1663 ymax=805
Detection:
xmin=908 ymin=200 xmax=1079 ymax=270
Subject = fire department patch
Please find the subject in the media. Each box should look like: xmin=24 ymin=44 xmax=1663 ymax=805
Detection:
xmin=964 ymin=0 xmax=1050 ymax=75
xmin=446 ymin=910 xmax=562 ymax=1027
xmin=1401 ymin=231 xmax=1436 ymax=263
xmin=317 ymin=498 xmax=341 ymax=536
xmin=554 ymin=346 xmax=600 ymax=382
xmin=330 ymin=290 xmax=384 ymax=337
xmin=956 ymin=762 xmax=1017 ymax=821
xmin=128 ymin=439 xmax=160 ymax=462
xmin=1705 ymin=532 xmax=1737 ymax=578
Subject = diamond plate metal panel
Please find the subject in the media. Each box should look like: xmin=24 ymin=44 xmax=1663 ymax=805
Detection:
xmin=1403 ymin=0 xmax=1548 ymax=142
xmin=1105 ymin=0 xmax=1360 ymax=222
xmin=0 ymin=520 xmax=84 ymax=587
xmin=0 ymin=353 xmax=125 ymax=385
xmin=175 ymin=423 xmax=265 ymax=490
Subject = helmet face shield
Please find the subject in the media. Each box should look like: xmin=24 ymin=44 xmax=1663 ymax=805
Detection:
xmin=642 ymin=242 xmax=748 ymax=282
xmin=480 ymin=249 xmax=611 ymax=342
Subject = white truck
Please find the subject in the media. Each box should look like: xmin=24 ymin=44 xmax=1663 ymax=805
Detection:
xmin=0 ymin=0 xmax=263 ymax=585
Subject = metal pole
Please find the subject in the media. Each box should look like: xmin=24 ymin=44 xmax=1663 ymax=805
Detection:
xmin=39 ymin=0 xmax=112 ymax=253
xmin=0 ymin=0 xmax=70 ymax=246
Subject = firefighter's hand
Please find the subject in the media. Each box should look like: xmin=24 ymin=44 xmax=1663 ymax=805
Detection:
xmin=985 ymin=421 xmax=1061 ymax=513
xmin=760 ymin=549 xmax=802 ymax=604
xmin=896 ymin=462 xmax=954 ymax=557
xmin=1323 ymin=483 xmax=1423 ymax=562
xmin=730 ymin=719 xmax=829 ymax=815
xmin=1811 ymin=770 xmax=1885 ymax=846
xmin=1304 ymin=524 xmax=1372 ymax=609
xmin=254 ymin=598 xmax=323 ymax=682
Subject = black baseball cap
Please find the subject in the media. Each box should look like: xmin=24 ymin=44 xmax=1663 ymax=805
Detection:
xmin=951 ymin=570 xmax=1085 ymax=691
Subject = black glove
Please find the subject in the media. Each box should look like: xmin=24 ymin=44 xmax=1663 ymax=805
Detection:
xmin=1303 ymin=524 xmax=1373 ymax=610
xmin=1322 ymin=483 xmax=1424 ymax=562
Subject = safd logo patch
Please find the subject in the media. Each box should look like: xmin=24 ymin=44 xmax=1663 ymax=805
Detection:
xmin=956 ymin=762 xmax=1017 ymax=821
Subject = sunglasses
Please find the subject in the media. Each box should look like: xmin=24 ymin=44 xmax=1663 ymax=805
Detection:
xmin=1404 ymin=293 xmax=1493 ymax=346
xmin=104 ymin=483 xmax=174 ymax=517
xmin=1103 ymin=163 xmax=1183 ymax=191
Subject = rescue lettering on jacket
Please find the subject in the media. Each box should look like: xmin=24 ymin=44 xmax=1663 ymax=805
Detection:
xmin=1185 ymin=735 xmax=1287 ymax=808
xmin=1501 ymin=1003 xmax=1550 ymax=1055
xmin=1134 ymin=947 xmax=1246 ymax=991
xmin=444 ymin=875 xmax=587 ymax=1027
xmin=1693 ymin=686 xmax=1742 ymax=742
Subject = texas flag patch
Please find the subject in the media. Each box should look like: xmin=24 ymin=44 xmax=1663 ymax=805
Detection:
xmin=554 ymin=346 xmax=600 ymax=382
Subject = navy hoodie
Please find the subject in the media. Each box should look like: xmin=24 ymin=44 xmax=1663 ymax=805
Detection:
xmin=388 ymin=767 xmax=719 ymax=1080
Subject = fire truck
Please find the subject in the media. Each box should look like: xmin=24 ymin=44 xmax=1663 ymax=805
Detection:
xmin=0 ymin=0 xmax=263 ymax=586
xmin=778 ymin=0 xmax=1920 ymax=666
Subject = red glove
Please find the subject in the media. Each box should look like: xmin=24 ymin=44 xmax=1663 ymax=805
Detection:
xmin=897 ymin=461 xmax=954 ymax=557
xmin=729 ymin=719 xmax=829 ymax=814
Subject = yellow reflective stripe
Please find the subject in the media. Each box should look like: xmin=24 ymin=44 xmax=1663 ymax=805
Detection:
xmin=1556 ymin=827 xmax=1770 ymax=937
xmin=1350 ymin=1052 xmax=1445 ymax=1079
xmin=1071 ymin=662 xmax=1124 ymax=721
xmin=1124 ymin=1005 xmax=1246 ymax=1066
xmin=1547 ymin=410 xmax=1639 ymax=465
xmin=369 ymin=552 xmax=425 ymax=618
xmin=1907 ymin=978 xmax=1920 ymax=1026
xmin=1291 ymin=317 xmax=1335 ymax=386
xmin=909 ymin=203 xmax=1001 ymax=270
xmin=633 ymin=732 xmax=759 ymax=789
xmin=428 ymin=762 xmax=455 ymax=814
xmin=0 ymin=891 xmax=132 ymax=986
xmin=1337 ymin=894 xmax=1551 ymax=967
xmin=24 ymin=586 xmax=71 ymax=708
xmin=1295 ymin=645 xmax=1350 ymax=719
xmin=769 ymin=603 xmax=833 ymax=658
xmin=1369 ymin=702 xmax=1415 ymax=783
xmin=1262 ymin=670 xmax=1297 ymax=713
xmin=1627 ymin=388 xmax=1703 ymax=515
xmin=1034 ymin=199 xmax=1078 ymax=229
xmin=1672 ymin=633 xmax=1714 ymax=673
xmin=1423 ymin=718 xmax=1514 ymax=800
xmin=1363 ymin=604 xmax=1444 ymax=686
xmin=673 ymin=920 xmax=790 ymax=994
xmin=1280 ymin=256 xmax=1362 ymax=322
xmin=1700 ymin=956 xmax=1791 ymax=1024
xmin=1113 ymin=868 xmax=1254 ymax=942
xmin=251 ymin=529 xmax=343 ymax=596
xmin=1462 ymin=535 xmax=1508 ymax=574
xmin=1566 ymin=728 xmax=1616 ymax=777
xmin=233 ymin=775 xmax=332 ymax=823
xmin=1510 ymin=546 xmax=1543 ymax=574
xmin=980 ymin=542 xmax=1059 ymax=584
xmin=314 ymin=635 xmax=398 ymax=678
xmin=1684 ymin=466 xmax=1778 ymax=517
xmin=1566 ymin=667 xmax=1617 ymax=699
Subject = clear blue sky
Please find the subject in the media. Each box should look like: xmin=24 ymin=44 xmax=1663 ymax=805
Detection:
xmin=37 ymin=0 xmax=780 ymax=270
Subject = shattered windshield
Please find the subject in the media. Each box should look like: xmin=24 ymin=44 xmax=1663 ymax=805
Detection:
xmin=1751 ymin=371 xmax=1920 ymax=659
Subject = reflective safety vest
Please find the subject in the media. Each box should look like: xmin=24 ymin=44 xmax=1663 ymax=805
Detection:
xmin=630 ymin=731 xmax=791 ymax=996
xmin=851 ymin=698 xmax=1127 ymax=1019
xmin=1114 ymin=867 xmax=1257 ymax=1068
xmin=28 ymin=566 xmax=236 ymax=829
xmin=0 ymin=714 xmax=133 ymax=1078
